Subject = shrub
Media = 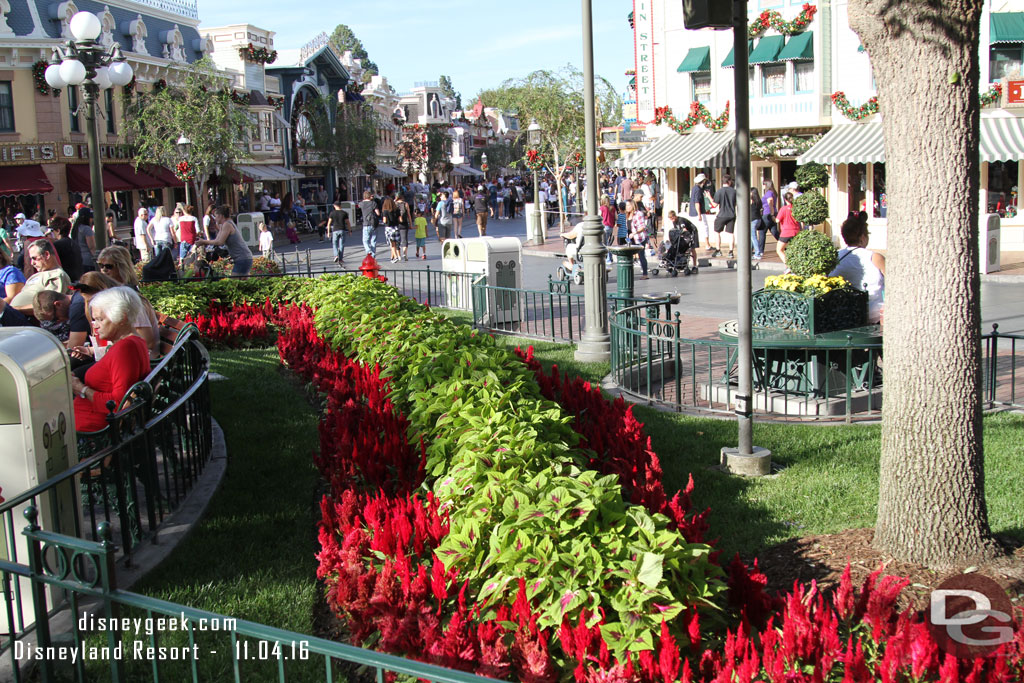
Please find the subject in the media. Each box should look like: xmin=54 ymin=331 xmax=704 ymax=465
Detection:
xmin=794 ymin=162 xmax=828 ymax=190
xmin=782 ymin=228 xmax=838 ymax=277
xmin=791 ymin=190 xmax=829 ymax=226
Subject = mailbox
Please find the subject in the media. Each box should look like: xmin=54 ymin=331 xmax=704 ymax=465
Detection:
xmin=0 ymin=328 xmax=80 ymax=631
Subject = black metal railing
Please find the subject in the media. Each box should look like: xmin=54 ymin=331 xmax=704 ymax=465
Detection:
xmin=983 ymin=324 xmax=1023 ymax=410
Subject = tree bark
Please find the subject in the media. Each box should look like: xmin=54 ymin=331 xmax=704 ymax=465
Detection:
xmin=848 ymin=0 xmax=999 ymax=567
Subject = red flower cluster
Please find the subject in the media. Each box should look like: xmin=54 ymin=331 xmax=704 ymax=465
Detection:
xmin=184 ymin=301 xmax=279 ymax=348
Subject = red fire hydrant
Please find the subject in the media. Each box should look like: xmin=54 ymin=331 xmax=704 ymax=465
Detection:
xmin=359 ymin=254 xmax=380 ymax=279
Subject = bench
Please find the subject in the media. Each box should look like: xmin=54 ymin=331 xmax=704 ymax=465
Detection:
xmin=157 ymin=313 xmax=198 ymax=358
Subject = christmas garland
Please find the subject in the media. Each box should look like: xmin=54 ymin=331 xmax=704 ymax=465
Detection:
xmin=267 ymin=95 xmax=284 ymax=110
xmin=750 ymin=134 xmax=822 ymax=159
xmin=239 ymin=43 xmax=278 ymax=65
xmin=228 ymin=90 xmax=250 ymax=106
xmin=523 ymin=149 xmax=546 ymax=172
xmin=153 ymin=78 xmax=168 ymax=92
xmin=32 ymin=60 xmax=51 ymax=95
xmin=748 ymin=4 xmax=817 ymax=39
xmin=654 ymin=101 xmax=730 ymax=134
xmin=830 ymin=91 xmax=878 ymax=121
xmin=175 ymin=160 xmax=196 ymax=181
xmin=980 ymin=83 xmax=1003 ymax=107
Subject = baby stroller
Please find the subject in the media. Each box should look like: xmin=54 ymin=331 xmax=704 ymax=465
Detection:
xmin=651 ymin=220 xmax=699 ymax=277
xmin=556 ymin=225 xmax=585 ymax=285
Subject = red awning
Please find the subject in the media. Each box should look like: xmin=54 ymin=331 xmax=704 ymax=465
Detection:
xmin=65 ymin=164 xmax=136 ymax=193
xmin=141 ymin=165 xmax=185 ymax=188
xmin=106 ymin=163 xmax=164 ymax=190
xmin=0 ymin=165 xmax=54 ymax=196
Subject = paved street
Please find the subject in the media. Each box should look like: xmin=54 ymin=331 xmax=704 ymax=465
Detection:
xmin=273 ymin=211 xmax=1024 ymax=335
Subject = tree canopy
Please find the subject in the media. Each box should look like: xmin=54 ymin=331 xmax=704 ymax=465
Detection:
xmin=329 ymin=24 xmax=378 ymax=81
xmin=439 ymin=75 xmax=462 ymax=111
xmin=301 ymin=94 xmax=380 ymax=179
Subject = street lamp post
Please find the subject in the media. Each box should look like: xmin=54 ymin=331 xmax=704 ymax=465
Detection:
xmin=527 ymin=119 xmax=543 ymax=244
xmin=481 ymin=152 xmax=488 ymax=179
xmin=575 ymin=0 xmax=611 ymax=362
xmin=177 ymin=134 xmax=192 ymax=208
xmin=45 ymin=11 xmax=133 ymax=252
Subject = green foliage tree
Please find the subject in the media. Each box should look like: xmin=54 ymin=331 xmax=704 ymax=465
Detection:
xmin=794 ymin=162 xmax=828 ymax=190
xmin=479 ymin=66 xmax=621 ymax=223
xmin=472 ymin=139 xmax=522 ymax=175
xmin=791 ymin=190 xmax=829 ymax=226
xmin=438 ymin=74 xmax=462 ymax=111
xmin=783 ymin=228 xmax=837 ymax=277
xmin=329 ymin=24 xmax=378 ymax=82
xmin=301 ymin=94 xmax=380 ymax=194
xmin=397 ymin=125 xmax=452 ymax=180
xmin=124 ymin=58 xmax=249 ymax=209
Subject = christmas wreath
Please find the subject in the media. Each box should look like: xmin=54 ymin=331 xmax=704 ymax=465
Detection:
xmin=980 ymin=83 xmax=1003 ymax=107
xmin=523 ymin=148 xmax=546 ymax=172
xmin=748 ymin=4 xmax=817 ymax=39
xmin=567 ymin=151 xmax=584 ymax=168
xmin=830 ymin=91 xmax=878 ymax=121
xmin=175 ymin=160 xmax=196 ymax=181
xmin=153 ymin=78 xmax=168 ymax=93
xmin=32 ymin=61 xmax=52 ymax=95
xmin=654 ymin=101 xmax=730 ymax=134
xmin=240 ymin=43 xmax=278 ymax=65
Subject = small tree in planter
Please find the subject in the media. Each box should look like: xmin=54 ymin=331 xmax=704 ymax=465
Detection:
xmin=785 ymin=229 xmax=837 ymax=277
xmin=794 ymin=161 xmax=828 ymax=190
xmin=792 ymin=190 xmax=830 ymax=227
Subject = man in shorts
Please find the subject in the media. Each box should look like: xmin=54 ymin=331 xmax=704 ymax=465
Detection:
xmin=711 ymin=174 xmax=737 ymax=258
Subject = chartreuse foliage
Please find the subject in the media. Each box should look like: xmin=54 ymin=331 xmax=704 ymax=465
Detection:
xmin=304 ymin=276 xmax=728 ymax=655
xmin=143 ymin=276 xmax=321 ymax=318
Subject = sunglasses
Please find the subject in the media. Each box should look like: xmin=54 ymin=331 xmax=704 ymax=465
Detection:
xmin=97 ymin=263 xmax=116 ymax=271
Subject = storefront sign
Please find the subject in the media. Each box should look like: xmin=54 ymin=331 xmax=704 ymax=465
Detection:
xmin=1007 ymin=80 xmax=1024 ymax=105
xmin=0 ymin=141 xmax=134 ymax=165
xmin=633 ymin=0 xmax=656 ymax=124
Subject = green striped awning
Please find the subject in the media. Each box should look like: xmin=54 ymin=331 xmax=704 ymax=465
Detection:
xmin=749 ymin=35 xmax=785 ymax=64
xmin=619 ymin=131 xmax=735 ymax=169
xmin=721 ymin=41 xmax=753 ymax=68
xmin=990 ymin=13 xmax=1024 ymax=44
xmin=797 ymin=118 xmax=1024 ymax=165
xmin=678 ymin=46 xmax=711 ymax=72
xmin=778 ymin=31 xmax=813 ymax=61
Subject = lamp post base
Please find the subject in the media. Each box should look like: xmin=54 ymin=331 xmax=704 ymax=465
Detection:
xmin=720 ymin=446 xmax=772 ymax=477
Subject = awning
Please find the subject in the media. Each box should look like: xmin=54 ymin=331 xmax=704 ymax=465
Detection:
xmin=236 ymin=164 xmax=303 ymax=181
xmin=677 ymin=46 xmax=711 ymax=73
xmin=778 ymin=31 xmax=813 ymax=61
xmin=374 ymin=164 xmax=406 ymax=178
xmin=798 ymin=118 xmax=1024 ymax=165
xmin=990 ymin=12 xmax=1024 ymax=44
xmin=65 ymin=164 xmax=136 ymax=192
xmin=0 ymin=165 xmax=53 ymax=196
xmin=452 ymin=164 xmax=485 ymax=177
xmin=749 ymin=35 xmax=785 ymax=64
xmin=721 ymin=41 xmax=753 ymax=68
xmin=617 ymin=131 xmax=735 ymax=169
xmin=141 ymin=165 xmax=185 ymax=188
xmin=106 ymin=163 xmax=185 ymax=189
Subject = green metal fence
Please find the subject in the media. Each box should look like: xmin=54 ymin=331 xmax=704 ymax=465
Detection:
xmin=1 ymin=509 xmax=504 ymax=683
xmin=983 ymin=324 xmax=1023 ymax=410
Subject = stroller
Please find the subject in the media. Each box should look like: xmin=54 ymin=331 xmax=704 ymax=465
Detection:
xmin=556 ymin=225 xmax=585 ymax=285
xmin=651 ymin=219 xmax=699 ymax=277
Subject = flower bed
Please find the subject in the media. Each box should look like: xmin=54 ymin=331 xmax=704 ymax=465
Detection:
xmin=151 ymin=275 xmax=1024 ymax=681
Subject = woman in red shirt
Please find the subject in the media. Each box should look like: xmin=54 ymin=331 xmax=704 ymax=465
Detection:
xmin=775 ymin=191 xmax=802 ymax=264
xmin=70 ymin=286 xmax=151 ymax=433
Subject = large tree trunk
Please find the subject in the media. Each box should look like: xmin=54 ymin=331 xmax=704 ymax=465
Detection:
xmin=848 ymin=0 xmax=998 ymax=567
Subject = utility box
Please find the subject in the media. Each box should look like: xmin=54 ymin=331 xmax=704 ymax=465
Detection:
xmin=981 ymin=213 xmax=1001 ymax=274
xmin=441 ymin=237 xmax=522 ymax=319
xmin=235 ymin=212 xmax=266 ymax=248
xmin=0 ymin=328 xmax=80 ymax=632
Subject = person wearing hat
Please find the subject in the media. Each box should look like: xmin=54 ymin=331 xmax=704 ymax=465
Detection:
xmin=473 ymin=186 xmax=489 ymax=236
xmin=688 ymin=174 xmax=712 ymax=252
xmin=11 ymin=239 xmax=70 ymax=312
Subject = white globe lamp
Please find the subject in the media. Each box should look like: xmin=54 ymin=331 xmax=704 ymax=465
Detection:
xmin=58 ymin=59 xmax=86 ymax=86
xmin=69 ymin=11 xmax=102 ymax=42
xmin=108 ymin=61 xmax=133 ymax=87
xmin=92 ymin=66 xmax=111 ymax=90
xmin=44 ymin=64 xmax=66 ymax=89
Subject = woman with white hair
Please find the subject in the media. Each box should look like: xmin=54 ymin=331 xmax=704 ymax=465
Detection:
xmin=70 ymin=286 xmax=151 ymax=433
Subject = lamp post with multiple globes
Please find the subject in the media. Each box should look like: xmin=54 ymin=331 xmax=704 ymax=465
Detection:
xmin=44 ymin=11 xmax=134 ymax=251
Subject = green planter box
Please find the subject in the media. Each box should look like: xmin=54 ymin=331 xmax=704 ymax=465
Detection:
xmin=752 ymin=287 xmax=868 ymax=335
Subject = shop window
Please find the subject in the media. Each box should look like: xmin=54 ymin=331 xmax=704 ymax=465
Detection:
xmin=263 ymin=113 xmax=272 ymax=142
xmin=848 ymin=163 xmax=866 ymax=215
xmin=691 ymin=73 xmax=711 ymax=103
xmin=0 ymin=82 xmax=13 ymax=131
xmin=872 ymin=163 xmax=886 ymax=218
xmin=987 ymin=160 xmax=1018 ymax=215
xmin=761 ymin=64 xmax=785 ymax=96
xmin=794 ymin=61 xmax=814 ymax=93
xmin=104 ymin=89 xmax=115 ymax=134
xmin=69 ymin=86 xmax=80 ymax=133
xmin=990 ymin=45 xmax=1023 ymax=80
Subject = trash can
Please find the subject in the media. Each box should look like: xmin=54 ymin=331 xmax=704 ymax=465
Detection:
xmin=524 ymin=202 xmax=544 ymax=244
xmin=441 ymin=237 xmax=522 ymax=319
xmin=339 ymin=201 xmax=356 ymax=230
xmin=235 ymin=212 xmax=266 ymax=248
xmin=980 ymin=213 xmax=1001 ymax=274
xmin=0 ymin=328 xmax=80 ymax=631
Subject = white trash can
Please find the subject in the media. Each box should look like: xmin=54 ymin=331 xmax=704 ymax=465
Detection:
xmin=980 ymin=213 xmax=1001 ymax=274
xmin=235 ymin=212 xmax=266 ymax=248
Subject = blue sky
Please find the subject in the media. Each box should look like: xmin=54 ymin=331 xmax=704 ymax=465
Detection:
xmin=197 ymin=0 xmax=635 ymax=101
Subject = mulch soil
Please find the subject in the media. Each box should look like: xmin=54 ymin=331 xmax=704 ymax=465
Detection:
xmin=750 ymin=527 xmax=1024 ymax=611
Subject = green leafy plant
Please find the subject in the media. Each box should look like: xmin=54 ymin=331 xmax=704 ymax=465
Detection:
xmin=791 ymin=190 xmax=829 ymax=227
xmin=794 ymin=162 xmax=828 ymax=190
xmin=784 ymin=228 xmax=838 ymax=277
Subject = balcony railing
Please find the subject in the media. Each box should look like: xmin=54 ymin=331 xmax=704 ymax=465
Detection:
xmin=752 ymin=92 xmax=820 ymax=128
xmin=131 ymin=0 xmax=198 ymax=19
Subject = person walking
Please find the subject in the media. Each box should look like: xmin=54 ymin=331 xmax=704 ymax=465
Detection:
xmin=394 ymin=194 xmax=413 ymax=261
xmin=750 ymin=186 xmax=765 ymax=261
xmin=146 ymin=207 xmax=176 ymax=259
xmin=775 ymin=192 xmax=801 ymax=264
xmin=688 ymin=174 xmax=711 ymax=252
xmin=627 ymin=200 xmax=649 ymax=280
xmin=711 ymin=175 xmax=737 ymax=258
xmin=359 ymin=191 xmax=380 ymax=256
xmin=195 ymin=206 xmax=252 ymax=276
xmin=451 ymin=190 xmax=464 ymax=239
xmin=326 ymin=200 xmax=349 ymax=264
xmin=473 ymin=186 xmax=489 ymax=236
